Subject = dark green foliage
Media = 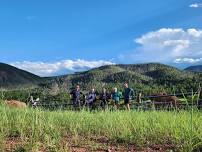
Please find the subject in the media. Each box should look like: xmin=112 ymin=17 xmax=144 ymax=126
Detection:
xmin=14 ymin=147 xmax=26 ymax=152
xmin=54 ymin=63 xmax=202 ymax=94
xmin=0 ymin=90 xmax=30 ymax=102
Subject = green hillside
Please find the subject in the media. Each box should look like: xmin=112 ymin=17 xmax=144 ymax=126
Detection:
xmin=0 ymin=63 xmax=43 ymax=88
xmin=0 ymin=62 xmax=201 ymax=93
xmin=53 ymin=63 xmax=202 ymax=93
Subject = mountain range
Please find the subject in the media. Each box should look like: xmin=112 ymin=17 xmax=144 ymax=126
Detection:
xmin=0 ymin=62 xmax=201 ymax=91
xmin=185 ymin=65 xmax=202 ymax=72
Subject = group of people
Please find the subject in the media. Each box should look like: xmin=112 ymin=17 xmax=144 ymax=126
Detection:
xmin=70 ymin=82 xmax=134 ymax=111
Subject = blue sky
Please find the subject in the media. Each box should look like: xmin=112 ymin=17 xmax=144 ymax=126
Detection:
xmin=0 ymin=0 xmax=202 ymax=76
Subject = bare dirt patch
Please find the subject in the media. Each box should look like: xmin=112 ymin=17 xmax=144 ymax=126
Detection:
xmin=3 ymin=136 xmax=177 ymax=152
xmin=62 ymin=135 xmax=177 ymax=152
xmin=3 ymin=137 xmax=25 ymax=152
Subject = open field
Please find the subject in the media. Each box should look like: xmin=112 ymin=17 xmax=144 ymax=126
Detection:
xmin=0 ymin=104 xmax=202 ymax=152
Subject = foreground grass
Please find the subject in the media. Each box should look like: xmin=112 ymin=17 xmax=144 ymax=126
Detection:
xmin=0 ymin=106 xmax=202 ymax=151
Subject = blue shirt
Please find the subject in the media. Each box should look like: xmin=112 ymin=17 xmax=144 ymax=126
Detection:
xmin=87 ymin=91 xmax=96 ymax=103
xmin=70 ymin=89 xmax=81 ymax=100
xmin=124 ymin=88 xmax=133 ymax=99
xmin=112 ymin=92 xmax=121 ymax=102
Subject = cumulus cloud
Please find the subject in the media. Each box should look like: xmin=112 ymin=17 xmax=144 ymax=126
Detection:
xmin=189 ymin=3 xmax=202 ymax=8
xmin=10 ymin=59 xmax=115 ymax=77
xmin=119 ymin=28 xmax=202 ymax=65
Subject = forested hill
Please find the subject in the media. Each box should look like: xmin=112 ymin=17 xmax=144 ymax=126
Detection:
xmin=0 ymin=63 xmax=43 ymax=88
xmin=0 ymin=62 xmax=201 ymax=92
xmin=54 ymin=63 xmax=202 ymax=92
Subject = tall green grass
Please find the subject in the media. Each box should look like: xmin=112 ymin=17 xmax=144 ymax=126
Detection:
xmin=0 ymin=105 xmax=202 ymax=151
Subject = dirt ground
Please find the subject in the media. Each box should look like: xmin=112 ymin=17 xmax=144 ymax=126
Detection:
xmin=3 ymin=136 xmax=176 ymax=152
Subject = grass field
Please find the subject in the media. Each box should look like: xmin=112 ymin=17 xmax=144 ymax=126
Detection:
xmin=0 ymin=104 xmax=202 ymax=152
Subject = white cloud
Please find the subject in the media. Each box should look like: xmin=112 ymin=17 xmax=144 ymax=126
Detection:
xmin=10 ymin=59 xmax=115 ymax=77
xmin=119 ymin=28 xmax=202 ymax=64
xmin=189 ymin=3 xmax=202 ymax=8
xmin=174 ymin=58 xmax=202 ymax=64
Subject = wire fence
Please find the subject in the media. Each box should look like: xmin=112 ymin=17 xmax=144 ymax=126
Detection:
xmin=29 ymin=90 xmax=202 ymax=111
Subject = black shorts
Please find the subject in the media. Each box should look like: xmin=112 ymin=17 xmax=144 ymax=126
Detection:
xmin=124 ymin=99 xmax=130 ymax=104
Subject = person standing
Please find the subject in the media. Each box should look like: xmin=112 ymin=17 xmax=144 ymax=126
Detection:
xmin=100 ymin=88 xmax=109 ymax=110
xmin=87 ymin=88 xmax=97 ymax=111
xmin=123 ymin=82 xmax=134 ymax=111
xmin=112 ymin=87 xmax=121 ymax=110
xmin=70 ymin=85 xmax=83 ymax=110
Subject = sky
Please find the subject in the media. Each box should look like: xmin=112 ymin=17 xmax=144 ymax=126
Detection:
xmin=0 ymin=0 xmax=202 ymax=76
